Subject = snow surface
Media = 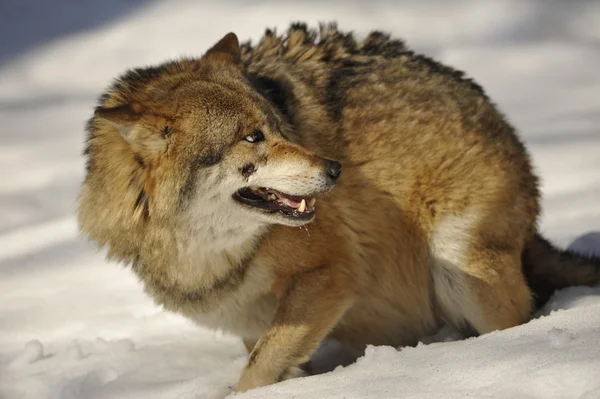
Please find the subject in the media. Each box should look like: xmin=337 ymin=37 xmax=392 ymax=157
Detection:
xmin=1 ymin=1 xmax=599 ymax=398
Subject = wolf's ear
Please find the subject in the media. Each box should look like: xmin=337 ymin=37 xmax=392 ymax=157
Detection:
xmin=95 ymin=103 xmax=143 ymax=139
xmin=204 ymin=32 xmax=242 ymax=66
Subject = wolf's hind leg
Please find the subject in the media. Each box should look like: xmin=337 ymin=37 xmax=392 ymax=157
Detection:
xmin=430 ymin=209 xmax=533 ymax=334
xmin=460 ymin=247 xmax=532 ymax=333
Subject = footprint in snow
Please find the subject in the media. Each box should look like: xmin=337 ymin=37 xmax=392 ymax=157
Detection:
xmin=8 ymin=339 xmax=44 ymax=368
xmin=547 ymin=328 xmax=573 ymax=348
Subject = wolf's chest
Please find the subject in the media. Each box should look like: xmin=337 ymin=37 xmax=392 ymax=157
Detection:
xmin=187 ymin=262 xmax=277 ymax=338
xmin=191 ymin=289 xmax=277 ymax=339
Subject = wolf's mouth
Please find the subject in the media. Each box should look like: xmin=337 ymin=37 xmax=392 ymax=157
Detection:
xmin=233 ymin=186 xmax=316 ymax=220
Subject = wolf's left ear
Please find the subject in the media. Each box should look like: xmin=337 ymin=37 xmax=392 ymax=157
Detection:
xmin=204 ymin=32 xmax=242 ymax=66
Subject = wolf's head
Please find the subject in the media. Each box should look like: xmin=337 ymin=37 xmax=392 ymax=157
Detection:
xmin=79 ymin=32 xmax=341 ymax=258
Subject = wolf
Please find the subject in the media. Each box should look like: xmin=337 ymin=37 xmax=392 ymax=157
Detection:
xmin=77 ymin=23 xmax=600 ymax=391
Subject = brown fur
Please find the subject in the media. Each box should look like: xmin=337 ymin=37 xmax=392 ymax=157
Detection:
xmin=78 ymin=23 xmax=600 ymax=392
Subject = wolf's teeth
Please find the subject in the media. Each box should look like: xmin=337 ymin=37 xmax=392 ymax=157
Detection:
xmin=250 ymin=186 xmax=260 ymax=191
xmin=268 ymin=193 xmax=277 ymax=200
xmin=298 ymin=199 xmax=306 ymax=212
xmin=309 ymin=198 xmax=316 ymax=207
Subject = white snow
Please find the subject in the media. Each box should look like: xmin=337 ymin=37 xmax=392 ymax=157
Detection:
xmin=1 ymin=1 xmax=599 ymax=398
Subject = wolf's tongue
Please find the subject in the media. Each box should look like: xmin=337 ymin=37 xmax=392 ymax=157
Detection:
xmin=278 ymin=195 xmax=301 ymax=209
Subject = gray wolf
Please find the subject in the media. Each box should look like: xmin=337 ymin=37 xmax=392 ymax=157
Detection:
xmin=78 ymin=23 xmax=600 ymax=391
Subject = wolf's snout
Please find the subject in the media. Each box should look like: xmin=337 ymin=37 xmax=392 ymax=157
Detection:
xmin=325 ymin=160 xmax=342 ymax=182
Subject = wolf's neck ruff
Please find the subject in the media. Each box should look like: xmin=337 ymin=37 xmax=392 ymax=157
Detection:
xmin=145 ymin=248 xmax=257 ymax=313
xmin=141 ymin=214 xmax=269 ymax=313
xmin=176 ymin=200 xmax=267 ymax=272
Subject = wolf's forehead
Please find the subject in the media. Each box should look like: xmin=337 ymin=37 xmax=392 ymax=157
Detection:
xmin=173 ymin=81 xmax=268 ymax=122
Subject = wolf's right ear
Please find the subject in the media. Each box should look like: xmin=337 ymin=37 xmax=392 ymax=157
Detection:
xmin=204 ymin=32 xmax=242 ymax=66
xmin=94 ymin=103 xmax=143 ymax=140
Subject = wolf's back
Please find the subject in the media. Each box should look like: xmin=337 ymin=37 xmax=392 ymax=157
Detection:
xmin=523 ymin=233 xmax=600 ymax=307
xmin=242 ymin=23 xmax=404 ymax=61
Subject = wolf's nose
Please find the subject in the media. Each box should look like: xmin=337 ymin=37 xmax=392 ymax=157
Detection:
xmin=325 ymin=160 xmax=342 ymax=182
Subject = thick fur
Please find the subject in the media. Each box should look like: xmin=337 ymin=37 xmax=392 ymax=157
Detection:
xmin=78 ymin=23 xmax=600 ymax=391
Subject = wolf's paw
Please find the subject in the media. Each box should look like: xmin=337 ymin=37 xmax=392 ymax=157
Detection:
xmin=236 ymin=363 xmax=310 ymax=392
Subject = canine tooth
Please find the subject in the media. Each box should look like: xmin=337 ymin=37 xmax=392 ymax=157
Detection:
xmin=298 ymin=199 xmax=306 ymax=212
xmin=249 ymin=186 xmax=259 ymax=190
xmin=268 ymin=193 xmax=277 ymax=200
xmin=309 ymin=198 xmax=316 ymax=207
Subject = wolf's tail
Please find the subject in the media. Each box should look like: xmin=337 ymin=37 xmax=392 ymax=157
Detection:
xmin=522 ymin=233 xmax=600 ymax=307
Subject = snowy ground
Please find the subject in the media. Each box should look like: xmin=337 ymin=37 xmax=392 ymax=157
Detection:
xmin=1 ymin=1 xmax=600 ymax=398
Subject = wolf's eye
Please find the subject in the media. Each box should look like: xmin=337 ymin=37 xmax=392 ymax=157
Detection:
xmin=244 ymin=130 xmax=265 ymax=143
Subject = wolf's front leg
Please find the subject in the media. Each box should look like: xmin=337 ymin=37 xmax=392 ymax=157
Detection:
xmin=236 ymin=267 xmax=353 ymax=392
